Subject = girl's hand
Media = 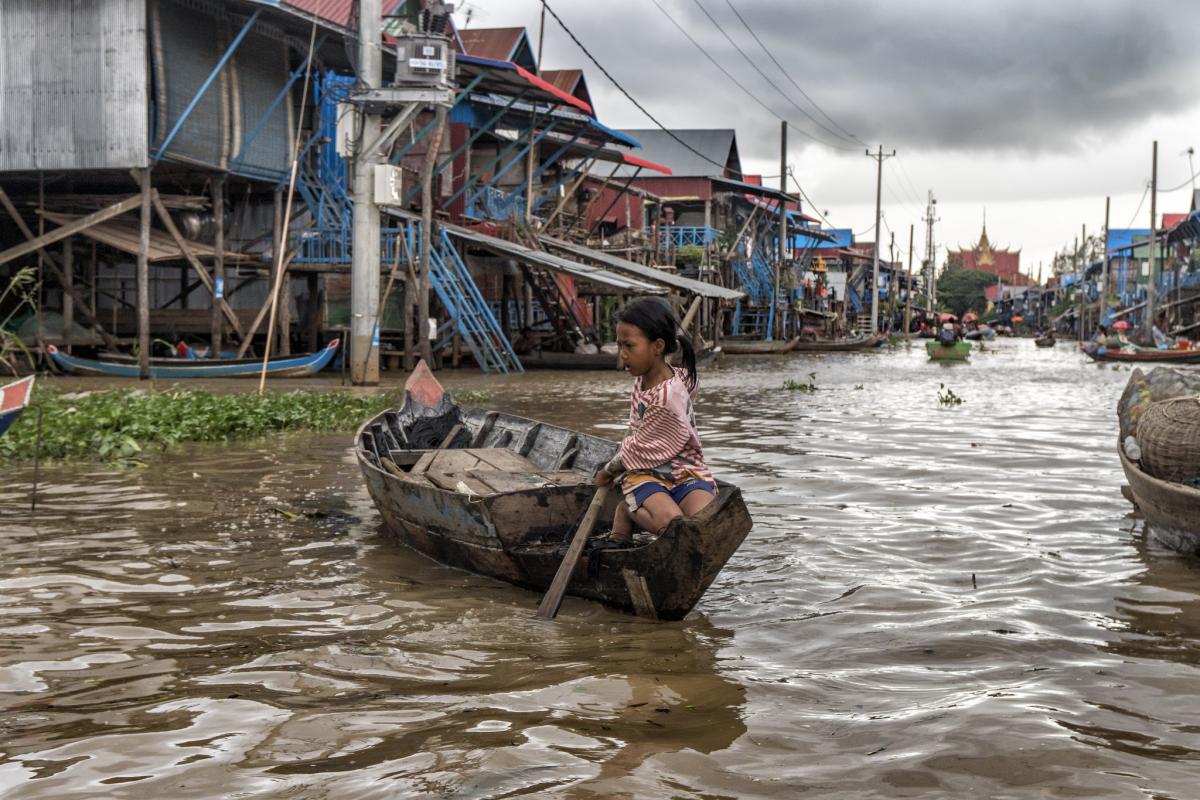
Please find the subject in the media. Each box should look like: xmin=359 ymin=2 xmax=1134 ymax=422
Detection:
xmin=594 ymin=468 xmax=613 ymax=487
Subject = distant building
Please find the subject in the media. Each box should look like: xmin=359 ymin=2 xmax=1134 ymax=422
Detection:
xmin=948 ymin=214 xmax=1028 ymax=286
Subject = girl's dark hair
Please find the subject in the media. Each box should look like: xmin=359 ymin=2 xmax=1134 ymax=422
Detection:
xmin=617 ymin=297 xmax=697 ymax=390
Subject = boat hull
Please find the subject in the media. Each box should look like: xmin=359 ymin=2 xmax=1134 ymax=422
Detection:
xmin=47 ymin=340 xmax=339 ymax=378
xmin=1119 ymin=443 xmax=1200 ymax=556
xmin=790 ymin=334 xmax=886 ymax=352
xmin=722 ymin=336 xmax=801 ymax=355
xmin=356 ymin=405 xmax=753 ymax=619
xmin=1083 ymin=346 xmax=1200 ymax=364
xmin=0 ymin=375 xmax=35 ymax=437
xmin=926 ymin=340 xmax=971 ymax=361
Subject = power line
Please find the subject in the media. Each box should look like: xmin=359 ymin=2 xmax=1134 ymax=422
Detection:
xmin=1124 ymin=183 xmax=1150 ymax=230
xmin=892 ymin=155 xmax=926 ymax=208
xmin=788 ymin=170 xmax=833 ymax=227
xmin=689 ymin=0 xmax=857 ymax=148
xmin=648 ymin=0 xmax=856 ymax=152
xmin=722 ymin=0 xmax=860 ymax=144
xmin=540 ymin=0 xmax=731 ymax=174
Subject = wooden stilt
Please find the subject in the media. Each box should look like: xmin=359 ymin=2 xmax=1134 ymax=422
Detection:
xmin=63 ymin=240 xmax=73 ymax=353
xmin=137 ymin=168 xmax=152 ymax=379
xmin=211 ymin=178 xmax=225 ymax=357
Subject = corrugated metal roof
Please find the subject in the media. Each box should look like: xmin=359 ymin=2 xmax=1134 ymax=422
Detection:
xmin=458 ymin=27 xmax=529 ymax=64
xmin=0 ymin=0 xmax=148 ymax=172
xmin=280 ymin=0 xmax=406 ymax=30
xmin=540 ymin=236 xmax=744 ymax=301
xmin=605 ymin=129 xmax=741 ymax=179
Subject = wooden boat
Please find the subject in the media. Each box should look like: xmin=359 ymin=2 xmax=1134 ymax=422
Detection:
xmin=519 ymin=349 xmax=622 ymax=370
xmin=1117 ymin=367 xmax=1200 ymax=556
xmin=722 ymin=336 xmax=801 ymax=355
xmin=790 ymin=333 xmax=886 ymax=352
xmin=1081 ymin=345 xmax=1200 ymax=364
xmin=46 ymin=339 xmax=339 ymax=378
xmin=355 ymin=366 xmax=753 ymax=619
xmin=519 ymin=345 xmax=722 ymax=371
xmin=1119 ymin=444 xmax=1200 ymax=556
xmin=1034 ymin=335 xmax=1057 ymax=347
xmin=0 ymin=374 xmax=35 ymax=437
xmin=926 ymin=340 xmax=971 ymax=361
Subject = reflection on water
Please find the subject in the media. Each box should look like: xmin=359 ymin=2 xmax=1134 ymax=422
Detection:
xmin=2 ymin=339 xmax=1199 ymax=797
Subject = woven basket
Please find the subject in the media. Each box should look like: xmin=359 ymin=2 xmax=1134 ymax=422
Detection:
xmin=1138 ymin=396 xmax=1200 ymax=483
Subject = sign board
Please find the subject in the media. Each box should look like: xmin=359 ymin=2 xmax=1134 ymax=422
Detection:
xmin=374 ymin=165 xmax=404 ymax=206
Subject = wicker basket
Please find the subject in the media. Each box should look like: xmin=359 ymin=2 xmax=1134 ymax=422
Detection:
xmin=1138 ymin=396 xmax=1200 ymax=483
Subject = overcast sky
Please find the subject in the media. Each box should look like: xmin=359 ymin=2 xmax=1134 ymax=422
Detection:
xmin=458 ymin=0 xmax=1200 ymax=277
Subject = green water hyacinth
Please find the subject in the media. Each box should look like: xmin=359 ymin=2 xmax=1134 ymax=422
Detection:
xmin=0 ymin=386 xmax=487 ymax=462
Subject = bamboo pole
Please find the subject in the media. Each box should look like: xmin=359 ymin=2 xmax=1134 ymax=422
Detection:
xmin=257 ymin=21 xmax=317 ymax=394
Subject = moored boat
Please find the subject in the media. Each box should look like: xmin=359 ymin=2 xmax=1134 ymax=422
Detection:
xmin=1082 ymin=344 xmax=1200 ymax=364
xmin=46 ymin=339 xmax=339 ymax=378
xmin=355 ymin=365 xmax=753 ymax=619
xmin=790 ymin=333 xmax=886 ymax=352
xmin=0 ymin=374 xmax=35 ymax=437
xmin=722 ymin=336 xmax=801 ymax=355
xmin=926 ymin=340 xmax=971 ymax=361
xmin=1117 ymin=367 xmax=1200 ymax=556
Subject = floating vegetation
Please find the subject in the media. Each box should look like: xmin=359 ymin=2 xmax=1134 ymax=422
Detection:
xmin=937 ymin=383 xmax=964 ymax=406
xmin=853 ymin=384 xmax=865 ymax=390
xmin=0 ymin=384 xmax=470 ymax=462
xmin=783 ymin=372 xmax=818 ymax=393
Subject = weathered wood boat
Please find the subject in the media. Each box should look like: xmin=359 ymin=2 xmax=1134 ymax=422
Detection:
xmin=355 ymin=366 xmax=753 ymax=619
xmin=519 ymin=349 xmax=622 ymax=370
xmin=1117 ymin=368 xmax=1200 ymax=556
xmin=46 ymin=339 xmax=339 ymax=378
xmin=1034 ymin=335 xmax=1056 ymax=347
xmin=722 ymin=336 xmax=801 ymax=355
xmin=0 ymin=374 xmax=35 ymax=438
xmin=790 ymin=333 xmax=886 ymax=352
xmin=926 ymin=340 xmax=971 ymax=361
xmin=1082 ymin=344 xmax=1200 ymax=364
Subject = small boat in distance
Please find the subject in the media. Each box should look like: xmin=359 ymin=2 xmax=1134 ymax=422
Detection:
xmin=0 ymin=374 xmax=35 ymax=437
xmin=1082 ymin=344 xmax=1200 ymax=364
xmin=46 ymin=339 xmax=339 ymax=379
xmin=722 ymin=336 xmax=801 ymax=355
xmin=790 ymin=333 xmax=887 ymax=352
xmin=356 ymin=364 xmax=753 ymax=619
xmin=926 ymin=340 xmax=971 ymax=361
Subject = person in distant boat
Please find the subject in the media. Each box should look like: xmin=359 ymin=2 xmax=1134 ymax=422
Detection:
xmin=595 ymin=297 xmax=715 ymax=545
xmin=1152 ymin=314 xmax=1175 ymax=349
xmin=936 ymin=322 xmax=958 ymax=346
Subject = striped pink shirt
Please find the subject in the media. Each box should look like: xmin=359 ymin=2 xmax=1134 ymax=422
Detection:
xmin=618 ymin=367 xmax=713 ymax=485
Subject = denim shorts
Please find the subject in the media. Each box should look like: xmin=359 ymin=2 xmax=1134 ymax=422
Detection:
xmin=626 ymin=477 xmax=715 ymax=513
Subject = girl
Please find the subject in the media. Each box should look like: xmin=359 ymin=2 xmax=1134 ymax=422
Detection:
xmin=595 ymin=297 xmax=715 ymax=544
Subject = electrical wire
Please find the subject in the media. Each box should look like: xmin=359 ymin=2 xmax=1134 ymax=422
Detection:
xmin=1160 ymin=165 xmax=1200 ymax=193
xmin=1124 ymin=183 xmax=1150 ymax=230
xmin=689 ymin=0 xmax=857 ymax=149
xmin=648 ymin=0 xmax=857 ymax=152
xmin=788 ymin=171 xmax=833 ymax=228
xmin=540 ymin=0 xmax=732 ymax=174
xmin=722 ymin=0 xmax=860 ymax=144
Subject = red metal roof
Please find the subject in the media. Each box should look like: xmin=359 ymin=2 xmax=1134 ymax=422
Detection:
xmin=281 ymin=0 xmax=406 ymax=29
xmin=457 ymin=27 xmax=526 ymax=61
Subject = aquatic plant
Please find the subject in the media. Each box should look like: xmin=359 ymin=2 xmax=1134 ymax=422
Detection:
xmin=937 ymin=383 xmax=964 ymax=406
xmin=0 ymin=267 xmax=38 ymax=376
xmin=0 ymin=385 xmax=415 ymax=462
xmin=783 ymin=373 xmax=818 ymax=393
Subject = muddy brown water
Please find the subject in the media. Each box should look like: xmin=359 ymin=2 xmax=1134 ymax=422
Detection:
xmin=2 ymin=340 xmax=1199 ymax=798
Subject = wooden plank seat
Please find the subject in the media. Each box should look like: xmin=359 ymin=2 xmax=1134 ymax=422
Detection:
xmin=383 ymin=447 xmax=588 ymax=495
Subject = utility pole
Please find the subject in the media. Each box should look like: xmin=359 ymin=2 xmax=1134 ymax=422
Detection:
xmin=904 ymin=222 xmax=914 ymax=339
xmin=1144 ymin=140 xmax=1158 ymax=340
xmin=351 ymin=0 xmax=383 ymax=385
xmin=1078 ymin=224 xmax=1086 ymax=340
xmin=1074 ymin=234 xmax=1081 ymax=342
xmin=923 ymin=190 xmax=938 ymax=312
xmin=866 ymin=145 xmax=894 ymax=334
xmin=1101 ymin=196 xmax=1110 ymax=326
xmin=775 ymin=120 xmax=787 ymax=340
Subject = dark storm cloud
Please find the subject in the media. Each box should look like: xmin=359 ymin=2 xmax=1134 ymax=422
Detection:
xmin=533 ymin=0 xmax=1200 ymax=154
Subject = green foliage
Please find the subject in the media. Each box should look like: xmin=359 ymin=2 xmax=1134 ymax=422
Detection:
xmin=936 ymin=268 xmax=996 ymax=317
xmin=0 ymin=385 xmax=409 ymax=462
xmin=937 ymin=383 xmax=964 ymax=406
xmin=1 ymin=266 xmax=39 ymax=376
xmin=675 ymin=244 xmax=706 ymax=268
xmin=853 ymin=384 xmax=864 ymax=390
xmin=783 ymin=372 xmax=818 ymax=393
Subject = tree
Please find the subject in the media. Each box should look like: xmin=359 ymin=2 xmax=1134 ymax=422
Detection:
xmin=936 ymin=268 xmax=995 ymax=316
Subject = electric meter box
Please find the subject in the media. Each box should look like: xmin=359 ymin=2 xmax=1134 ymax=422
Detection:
xmin=394 ymin=35 xmax=454 ymax=86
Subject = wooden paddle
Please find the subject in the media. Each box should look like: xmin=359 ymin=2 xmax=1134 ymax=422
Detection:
xmin=535 ymin=484 xmax=611 ymax=620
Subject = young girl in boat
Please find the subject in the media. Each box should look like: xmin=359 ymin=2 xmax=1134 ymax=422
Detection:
xmin=595 ymin=297 xmax=715 ymax=544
